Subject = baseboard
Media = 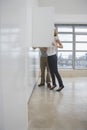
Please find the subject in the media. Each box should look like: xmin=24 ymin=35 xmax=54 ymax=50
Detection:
xmin=59 ymin=69 xmax=87 ymax=77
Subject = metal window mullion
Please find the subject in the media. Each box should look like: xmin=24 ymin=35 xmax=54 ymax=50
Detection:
xmin=58 ymin=50 xmax=72 ymax=52
xmin=76 ymin=41 xmax=87 ymax=43
xmin=76 ymin=50 xmax=87 ymax=52
xmin=59 ymin=32 xmax=73 ymax=34
xmin=75 ymin=32 xmax=87 ymax=35
xmin=61 ymin=41 xmax=72 ymax=43
xmin=72 ymin=26 xmax=75 ymax=69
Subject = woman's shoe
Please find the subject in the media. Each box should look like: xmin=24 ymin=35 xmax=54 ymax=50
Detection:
xmin=50 ymin=85 xmax=56 ymax=90
xmin=56 ymin=86 xmax=64 ymax=92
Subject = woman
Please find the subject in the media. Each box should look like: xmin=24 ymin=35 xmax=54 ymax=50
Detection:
xmin=47 ymin=29 xmax=64 ymax=92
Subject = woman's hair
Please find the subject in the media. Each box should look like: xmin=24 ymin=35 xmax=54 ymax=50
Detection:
xmin=54 ymin=29 xmax=58 ymax=36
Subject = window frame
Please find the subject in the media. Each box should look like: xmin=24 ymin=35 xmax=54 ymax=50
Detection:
xmin=55 ymin=24 xmax=87 ymax=70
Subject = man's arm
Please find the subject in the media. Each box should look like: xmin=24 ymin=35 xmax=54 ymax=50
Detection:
xmin=43 ymin=47 xmax=48 ymax=51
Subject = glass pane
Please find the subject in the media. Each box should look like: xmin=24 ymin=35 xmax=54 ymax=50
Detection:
xmin=28 ymin=49 xmax=39 ymax=57
xmin=0 ymin=28 xmax=20 ymax=33
xmin=75 ymin=52 xmax=87 ymax=69
xmin=57 ymin=52 xmax=72 ymax=68
xmin=58 ymin=26 xmax=72 ymax=32
xmin=0 ymin=35 xmax=9 ymax=42
xmin=29 ymin=47 xmax=39 ymax=51
xmin=76 ymin=43 xmax=87 ymax=50
xmin=76 ymin=35 xmax=87 ymax=42
xmin=58 ymin=34 xmax=73 ymax=42
xmin=0 ymin=28 xmax=10 ymax=33
xmin=58 ymin=43 xmax=72 ymax=50
xmin=1 ymin=44 xmax=9 ymax=51
xmin=0 ymin=34 xmax=18 ymax=42
xmin=29 ymin=47 xmax=33 ymax=51
xmin=28 ymin=50 xmax=40 ymax=69
xmin=75 ymin=27 xmax=87 ymax=33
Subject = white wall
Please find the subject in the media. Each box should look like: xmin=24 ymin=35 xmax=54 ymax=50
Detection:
xmin=0 ymin=66 xmax=4 ymax=130
xmin=32 ymin=7 xmax=55 ymax=47
xmin=54 ymin=14 xmax=87 ymax=24
xmin=39 ymin=0 xmax=87 ymax=23
xmin=0 ymin=0 xmax=39 ymax=130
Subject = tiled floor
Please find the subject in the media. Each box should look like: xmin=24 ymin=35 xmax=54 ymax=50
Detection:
xmin=28 ymin=77 xmax=87 ymax=130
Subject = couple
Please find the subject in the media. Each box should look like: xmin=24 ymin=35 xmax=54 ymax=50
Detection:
xmin=38 ymin=29 xmax=64 ymax=92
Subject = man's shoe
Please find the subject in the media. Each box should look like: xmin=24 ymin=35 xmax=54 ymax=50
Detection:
xmin=50 ymin=85 xmax=56 ymax=90
xmin=47 ymin=83 xmax=51 ymax=88
xmin=38 ymin=83 xmax=45 ymax=87
xmin=56 ymin=86 xmax=64 ymax=92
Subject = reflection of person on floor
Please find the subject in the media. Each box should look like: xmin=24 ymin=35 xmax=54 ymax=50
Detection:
xmin=33 ymin=47 xmax=51 ymax=88
xmin=47 ymin=28 xmax=64 ymax=92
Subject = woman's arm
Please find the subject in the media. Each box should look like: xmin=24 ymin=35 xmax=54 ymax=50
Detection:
xmin=52 ymin=37 xmax=63 ymax=48
xmin=55 ymin=38 xmax=63 ymax=48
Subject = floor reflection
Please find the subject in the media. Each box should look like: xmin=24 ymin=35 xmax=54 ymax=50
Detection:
xmin=28 ymin=77 xmax=87 ymax=130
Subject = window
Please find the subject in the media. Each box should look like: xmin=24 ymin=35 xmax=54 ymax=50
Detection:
xmin=55 ymin=24 xmax=87 ymax=69
xmin=0 ymin=27 xmax=20 ymax=51
xmin=28 ymin=24 xmax=87 ymax=70
xmin=28 ymin=47 xmax=40 ymax=69
xmin=57 ymin=52 xmax=72 ymax=68
xmin=75 ymin=26 xmax=87 ymax=69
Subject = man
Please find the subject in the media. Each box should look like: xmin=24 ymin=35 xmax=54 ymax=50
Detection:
xmin=33 ymin=47 xmax=51 ymax=88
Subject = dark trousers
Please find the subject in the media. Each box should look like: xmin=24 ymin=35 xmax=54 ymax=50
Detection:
xmin=47 ymin=54 xmax=63 ymax=87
